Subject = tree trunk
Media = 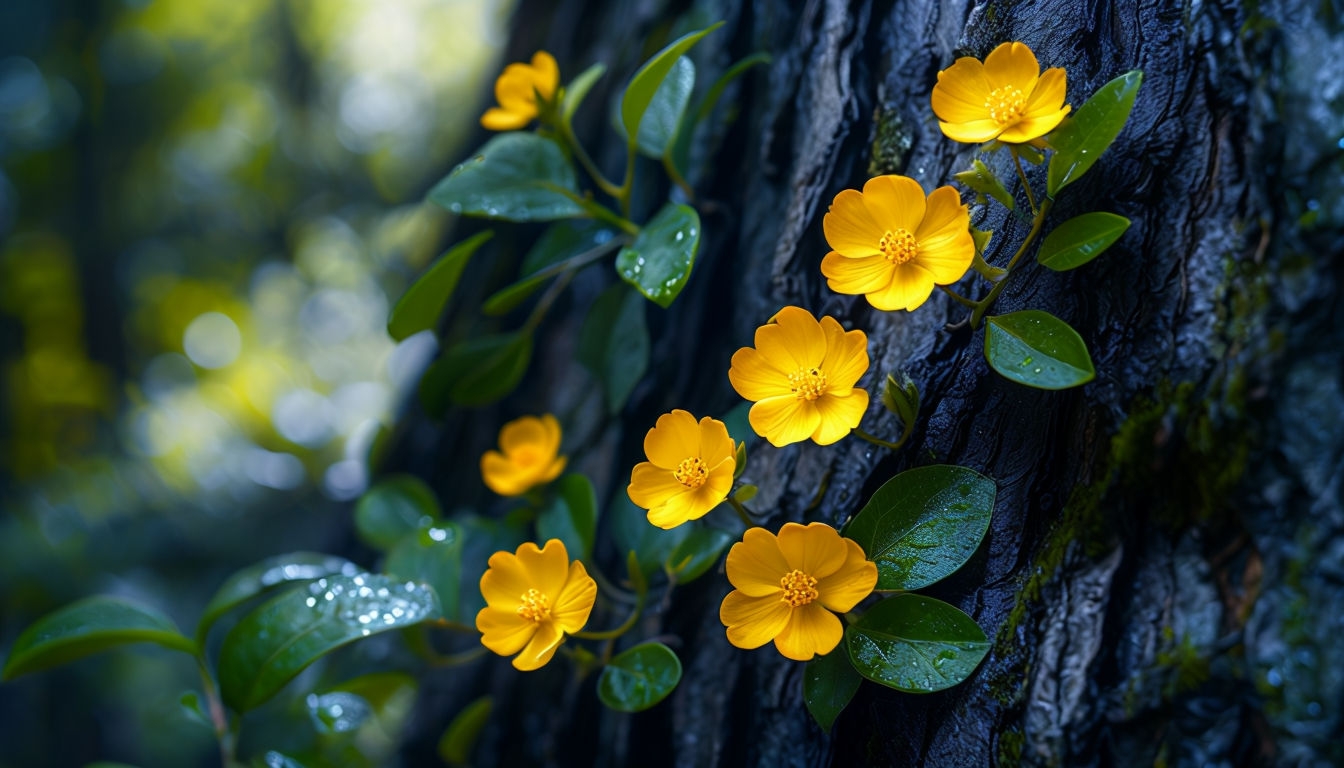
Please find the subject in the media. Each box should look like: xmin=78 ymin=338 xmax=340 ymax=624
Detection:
xmin=420 ymin=1 xmax=1344 ymax=765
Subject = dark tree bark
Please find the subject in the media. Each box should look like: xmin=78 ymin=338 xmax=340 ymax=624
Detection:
xmin=413 ymin=1 xmax=1344 ymax=765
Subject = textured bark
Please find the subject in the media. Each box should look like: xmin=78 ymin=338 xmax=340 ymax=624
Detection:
xmin=420 ymin=1 xmax=1344 ymax=765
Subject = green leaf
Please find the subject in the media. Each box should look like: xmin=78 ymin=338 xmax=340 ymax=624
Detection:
xmin=419 ymin=331 xmax=533 ymax=414
xmin=179 ymin=691 xmax=212 ymax=729
xmin=217 ymin=574 xmax=441 ymax=711
xmin=670 ymin=52 xmax=770 ymax=172
xmin=384 ymin=522 xmax=464 ymax=622
xmin=804 ymin=648 xmax=862 ymax=734
xmin=846 ymin=594 xmax=990 ymax=693
xmin=664 ymin=527 xmax=732 ymax=583
xmin=199 ymin=553 xmax=359 ymax=641
xmin=536 ymin=474 xmax=598 ymax=561
xmin=386 ymin=231 xmax=493 ymax=341
xmin=428 ymin=133 xmax=583 ymax=221
xmin=577 ymin=283 xmax=649 ymax=413
xmin=984 ymin=310 xmax=1096 ymax=390
xmin=1046 ymin=71 xmax=1143 ymax=196
xmin=880 ymin=372 xmax=920 ymax=427
xmin=597 ymin=642 xmax=682 ymax=712
xmin=2 ymin=596 xmax=196 ymax=681
xmin=354 ymin=475 xmax=441 ymax=551
xmin=615 ymin=203 xmax=700 ymax=308
xmin=954 ymin=159 xmax=1014 ymax=210
xmin=609 ymin=491 xmax=688 ymax=581
xmin=1036 ymin=212 xmax=1131 ymax=271
xmin=561 ymin=63 xmax=606 ymax=124
xmin=438 ymin=696 xmax=492 ymax=766
xmin=306 ymin=690 xmax=373 ymax=734
xmin=842 ymin=465 xmax=996 ymax=591
xmin=619 ymin=23 xmax=722 ymax=146
xmin=483 ymin=223 xmax=618 ymax=317
xmin=631 ymin=56 xmax=695 ymax=156
xmin=732 ymin=484 xmax=756 ymax=503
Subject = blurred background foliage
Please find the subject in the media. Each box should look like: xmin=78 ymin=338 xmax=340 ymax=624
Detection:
xmin=0 ymin=0 xmax=515 ymax=764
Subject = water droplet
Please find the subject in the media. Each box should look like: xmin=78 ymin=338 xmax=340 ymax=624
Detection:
xmin=306 ymin=597 xmax=317 ymax=608
xmin=428 ymin=527 xmax=448 ymax=542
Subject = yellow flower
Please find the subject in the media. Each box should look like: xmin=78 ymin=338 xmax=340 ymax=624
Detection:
xmin=930 ymin=41 xmax=1070 ymax=145
xmin=480 ymin=51 xmax=560 ymax=131
xmin=480 ymin=414 xmax=566 ymax=497
xmin=728 ymin=306 xmax=870 ymax=447
xmin=819 ymin=175 xmax=975 ymax=312
xmin=627 ymin=410 xmax=735 ymax=529
xmin=719 ymin=522 xmax=877 ymax=661
xmin=476 ymin=539 xmax=596 ymax=671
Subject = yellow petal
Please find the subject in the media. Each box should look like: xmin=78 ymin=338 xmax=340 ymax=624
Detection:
xmin=481 ymin=107 xmax=530 ymax=131
xmin=938 ymin=118 xmax=1005 ymax=144
xmin=538 ymin=413 xmax=562 ymax=453
xmin=810 ymin=390 xmax=869 ymax=445
xmin=480 ymin=450 xmax=527 ymax=496
xmin=645 ymin=493 xmax=698 ymax=529
xmin=773 ymin=604 xmax=843 ymax=661
xmin=933 ymin=57 xmax=990 ymax=109
xmin=701 ymin=456 xmax=736 ymax=505
xmin=495 ymin=68 xmax=539 ymax=112
xmin=777 ymin=522 xmax=848 ymax=578
xmin=698 ymin=416 xmax=734 ymax=464
xmin=822 ymin=189 xmax=883 ymax=257
xmin=536 ymin=456 xmax=568 ymax=486
xmin=516 ymin=539 xmax=571 ymax=597
xmin=720 ymin=591 xmax=792 ymax=649
xmin=821 ymin=252 xmax=895 ymax=296
xmin=552 ymin=560 xmax=597 ymax=633
xmin=998 ymin=111 xmax=1069 ymax=144
xmin=817 ymin=539 xmax=878 ymax=612
xmin=860 ymin=175 xmax=926 ymax=234
xmin=511 ymin=620 xmax=563 ymax=671
xmin=931 ymin=83 xmax=989 ymax=124
xmin=748 ymin=396 xmax=820 ymax=448
xmin=476 ymin=607 xmax=536 ymax=656
xmin=725 ymin=527 xmax=791 ymax=596
xmin=627 ymin=462 xmax=686 ymax=513
xmin=729 ymin=346 xmax=793 ymax=401
xmin=1023 ymin=67 xmax=1068 ymax=117
xmin=529 ymin=51 xmax=560 ymax=99
xmin=643 ymin=409 xmax=700 ymax=468
xmin=983 ymin=41 xmax=1040 ymax=92
xmin=757 ymin=306 xmax=827 ymax=370
xmin=818 ymin=317 xmax=869 ymax=391
xmin=499 ymin=416 xmax=545 ymax=454
xmin=480 ymin=548 xmax=532 ymax=606
xmin=864 ymin=264 xmax=936 ymax=312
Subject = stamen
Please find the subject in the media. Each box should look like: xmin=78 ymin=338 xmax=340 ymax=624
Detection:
xmin=780 ymin=569 xmax=820 ymax=607
xmin=516 ymin=588 xmax=551 ymax=622
xmin=985 ymin=85 xmax=1026 ymax=125
xmin=674 ymin=457 xmax=709 ymax=489
xmin=787 ymin=367 xmax=828 ymax=401
xmin=878 ymin=228 xmax=918 ymax=265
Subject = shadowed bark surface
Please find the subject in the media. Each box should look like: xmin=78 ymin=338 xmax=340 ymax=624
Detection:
xmin=403 ymin=1 xmax=1344 ymax=765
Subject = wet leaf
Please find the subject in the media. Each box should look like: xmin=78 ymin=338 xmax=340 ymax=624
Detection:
xmin=619 ymin=23 xmax=722 ymax=145
xmin=1047 ymin=71 xmax=1143 ymax=196
xmin=597 ymin=642 xmax=682 ymax=712
xmin=2 ymin=596 xmax=196 ymax=681
xmin=199 ymin=553 xmax=360 ymax=641
xmin=384 ymin=522 xmax=464 ymax=622
xmin=618 ymin=56 xmax=694 ymax=157
xmin=804 ymin=648 xmax=862 ymax=734
xmin=354 ymin=476 xmax=441 ymax=551
xmin=428 ymin=133 xmax=582 ymax=221
xmin=1036 ymin=212 xmax=1131 ymax=271
xmin=615 ymin=203 xmax=700 ymax=308
xmin=386 ymin=231 xmax=493 ymax=341
xmin=845 ymin=594 xmax=989 ymax=693
xmin=984 ymin=310 xmax=1095 ymax=390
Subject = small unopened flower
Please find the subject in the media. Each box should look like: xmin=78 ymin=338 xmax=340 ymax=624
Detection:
xmin=931 ymin=41 xmax=1070 ymax=145
xmin=819 ymin=175 xmax=975 ymax=312
xmin=480 ymin=414 xmax=566 ymax=497
xmin=728 ymin=306 xmax=870 ymax=447
xmin=719 ymin=522 xmax=877 ymax=661
xmin=480 ymin=51 xmax=560 ymax=131
xmin=476 ymin=539 xmax=596 ymax=671
xmin=627 ymin=410 xmax=735 ymax=529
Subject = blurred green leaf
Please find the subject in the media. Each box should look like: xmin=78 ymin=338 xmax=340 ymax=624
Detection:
xmin=597 ymin=642 xmax=682 ymax=712
xmin=178 ymin=690 xmax=212 ymax=730
xmin=577 ymin=283 xmax=649 ymax=413
xmin=615 ymin=203 xmax=700 ymax=308
xmin=620 ymin=23 xmax=722 ymax=146
xmin=428 ymin=134 xmax=583 ymax=221
xmin=561 ymin=63 xmax=606 ymax=124
xmin=609 ymin=491 xmax=689 ymax=581
xmin=843 ymin=465 xmax=995 ymax=591
xmin=2 ymin=596 xmax=196 ymax=681
xmin=384 ymin=522 xmax=464 ymax=622
xmin=955 ymin=159 xmax=1014 ymax=210
xmin=537 ymin=474 xmax=598 ymax=561
xmin=355 ymin=476 xmax=441 ymax=551
xmin=804 ymin=647 xmax=862 ymax=734
xmin=732 ymin=484 xmax=756 ymax=503
xmin=665 ymin=527 xmax=732 ymax=584
xmin=984 ymin=310 xmax=1095 ymax=390
xmin=670 ymin=52 xmax=770 ymax=173
xmin=623 ymin=56 xmax=695 ymax=157
xmin=198 ymin=553 xmax=358 ymax=643
xmin=306 ymin=690 xmax=373 ymax=735
xmin=419 ymin=331 xmax=533 ymax=414
xmin=218 ymin=574 xmax=441 ymax=711
xmin=438 ymin=696 xmax=492 ymax=766
xmin=1047 ymin=71 xmax=1143 ymax=196
xmin=386 ymin=231 xmax=493 ymax=341
xmin=257 ymin=753 xmax=307 ymax=768
xmin=522 ymin=220 xmax=619 ymax=276
xmin=1036 ymin=212 xmax=1131 ymax=271
xmin=845 ymin=594 xmax=989 ymax=693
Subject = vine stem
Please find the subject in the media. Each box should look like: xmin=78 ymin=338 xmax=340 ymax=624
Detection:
xmin=1010 ymin=145 xmax=1039 ymax=216
xmin=196 ymin=656 xmax=235 ymax=767
xmin=938 ymin=284 xmax=979 ymax=308
xmin=557 ymin=120 xmax=622 ymax=199
xmin=969 ymin=195 xmax=1054 ymax=329
xmin=573 ymin=586 xmax=644 ymax=641
xmin=852 ymin=426 xmax=905 ymax=451
xmin=726 ymin=495 xmax=756 ymax=528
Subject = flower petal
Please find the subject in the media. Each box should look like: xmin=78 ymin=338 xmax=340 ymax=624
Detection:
xmin=757 ymin=306 xmax=827 ymax=370
xmin=998 ymin=111 xmax=1069 ymax=144
xmin=512 ymin=620 xmax=563 ymax=671
xmin=810 ymin=390 xmax=869 ymax=445
xmin=552 ymin=560 xmax=597 ymax=634
xmin=480 ymin=549 xmax=532 ymax=606
xmin=476 ymin=607 xmax=535 ymax=656
xmin=817 ymin=539 xmax=878 ymax=613
xmin=865 ymin=264 xmax=937 ymax=312
xmin=499 ymin=416 xmax=547 ymax=454
xmin=529 ymin=51 xmax=560 ymax=100
xmin=516 ymin=539 xmax=571 ymax=597
xmin=983 ymin=41 xmax=1040 ymax=93
xmin=698 ymin=416 xmax=735 ymax=465
xmin=720 ymin=592 xmax=792 ymax=649
xmin=725 ymin=527 xmax=791 ymax=596
xmin=729 ymin=346 xmax=793 ymax=401
xmin=932 ymin=57 xmax=990 ymax=112
xmin=480 ymin=107 xmax=530 ymax=131
xmin=938 ymin=118 xmax=1005 ymax=144
xmin=821 ymin=252 xmax=894 ymax=296
xmin=749 ymin=396 xmax=820 ymax=448
xmin=628 ymin=462 xmax=687 ymax=513
xmin=861 ymin=175 xmax=926 ymax=234
xmin=773 ymin=604 xmax=843 ymax=661
xmin=777 ymin=522 xmax=849 ymax=578
xmin=818 ymin=317 xmax=869 ymax=391
xmin=481 ymin=451 xmax=528 ymax=496
xmin=1023 ymin=67 xmax=1068 ymax=117
xmin=643 ymin=409 xmax=700 ymax=468
xmin=822 ymin=189 xmax=883 ymax=258
xmin=646 ymin=494 xmax=699 ymax=529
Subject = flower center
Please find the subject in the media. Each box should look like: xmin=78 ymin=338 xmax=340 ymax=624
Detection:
xmin=516 ymin=588 xmax=551 ymax=622
xmin=512 ymin=445 xmax=542 ymax=467
xmin=780 ymin=569 xmax=820 ymax=607
xmin=788 ymin=367 xmax=828 ymax=401
xmin=674 ymin=457 xmax=709 ymax=489
xmin=985 ymin=86 xmax=1026 ymax=125
xmin=878 ymin=229 xmax=918 ymax=265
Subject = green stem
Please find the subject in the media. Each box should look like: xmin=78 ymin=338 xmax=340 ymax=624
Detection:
xmin=522 ymin=268 xmax=576 ymax=335
xmin=617 ymin=141 xmax=637 ymax=218
xmin=969 ymin=197 xmax=1053 ymax=329
xmin=564 ymin=193 xmax=639 ymax=236
xmin=971 ymin=250 xmax=1006 ymax=281
xmin=662 ymin=153 xmax=695 ymax=202
xmin=1010 ymin=145 xmax=1039 ymax=216
xmin=938 ymin=284 xmax=979 ymax=308
xmin=196 ymin=656 xmax=235 ymax=766
xmin=726 ymin=495 xmax=756 ymax=528
xmin=558 ymin=120 xmax=622 ymax=199
xmin=573 ymin=590 xmax=644 ymax=641
xmin=852 ymin=426 xmax=905 ymax=451
xmin=425 ymin=646 xmax=489 ymax=668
